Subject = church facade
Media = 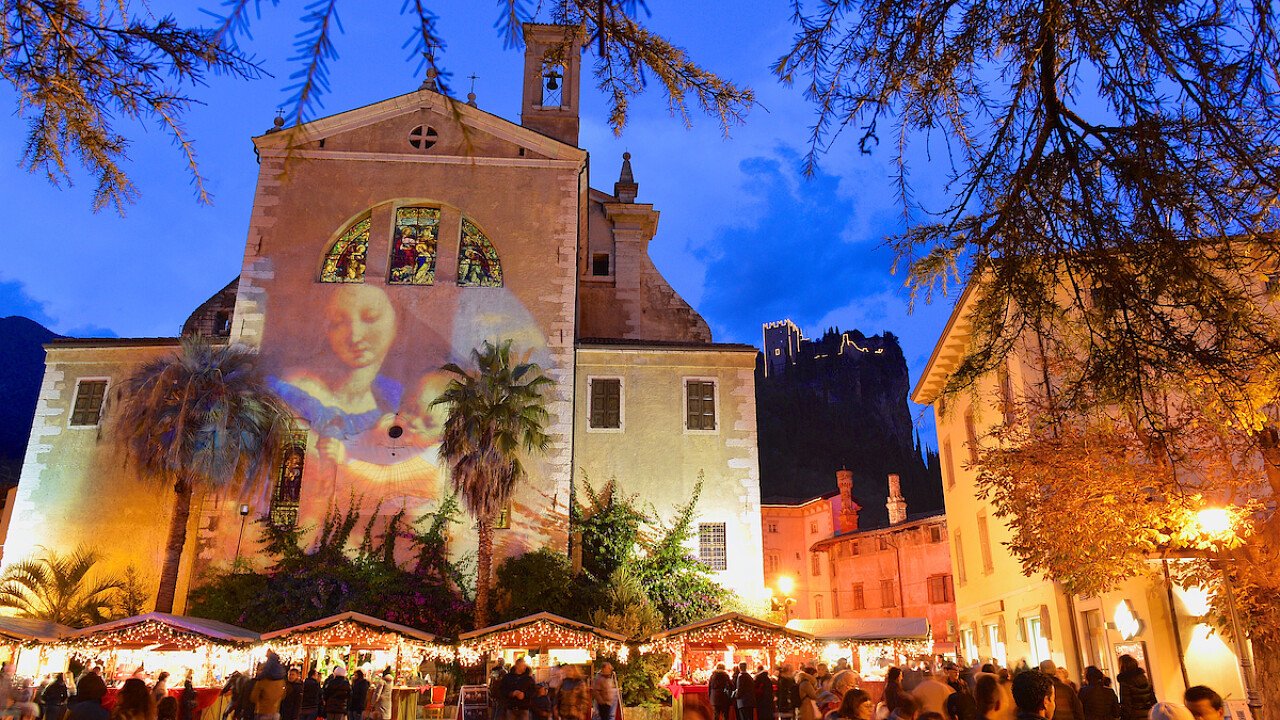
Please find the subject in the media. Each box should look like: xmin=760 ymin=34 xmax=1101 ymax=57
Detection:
xmin=4 ymin=25 xmax=765 ymax=608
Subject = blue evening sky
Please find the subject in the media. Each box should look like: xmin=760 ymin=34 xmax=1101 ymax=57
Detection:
xmin=0 ymin=1 xmax=957 ymax=442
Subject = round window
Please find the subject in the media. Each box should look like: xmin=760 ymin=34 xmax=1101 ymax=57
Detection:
xmin=409 ymin=125 xmax=438 ymax=150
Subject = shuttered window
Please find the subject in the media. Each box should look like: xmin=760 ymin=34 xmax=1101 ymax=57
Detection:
xmin=589 ymin=378 xmax=621 ymax=429
xmin=686 ymin=380 xmax=716 ymax=431
xmin=70 ymin=380 xmax=108 ymax=426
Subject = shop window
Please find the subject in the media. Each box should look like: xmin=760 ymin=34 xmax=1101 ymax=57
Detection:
xmin=388 ymin=207 xmax=440 ymax=285
xmin=699 ymin=522 xmax=727 ymax=571
xmin=927 ymin=574 xmax=955 ymax=604
xmin=588 ymin=378 xmax=622 ymax=429
xmin=320 ymin=217 xmax=371 ymax=283
xmin=880 ymin=579 xmax=897 ymax=608
xmin=69 ymin=379 xmax=108 ymax=427
xmin=986 ymin=622 xmax=1008 ymax=666
xmin=850 ymin=583 xmax=865 ymax=610
xmin=458 ymin=218 xmax=504 ymax=287
xmin=685 ymin=380 xmax=717 ymax=431
xmin=591 ymin=253 xmax=610 ymax=276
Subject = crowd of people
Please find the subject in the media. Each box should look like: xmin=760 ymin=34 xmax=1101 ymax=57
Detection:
xmin=690 ymin=654 xmax=1233 ymax=720
xmin=484 ymin=658 xmax=619 ymax=720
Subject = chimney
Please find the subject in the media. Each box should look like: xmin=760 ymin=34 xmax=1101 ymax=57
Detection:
xmin=520 ymin=24 xmax=584 ymax=146
xmin=886 ymin=473 xmax=907 ymax=525
xmin=836 ymin=469 xmax=861 ymax=533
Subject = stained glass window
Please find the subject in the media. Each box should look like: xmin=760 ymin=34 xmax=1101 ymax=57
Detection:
xmin=458 ymin=218 xmax=503 ymax=287
xmin=389 ymin=207 xmax=441 ymax=285
xmin=320 ymin=217 xmax=371 ymax=283
xmin=270 ymin=431 xmax=307 ymax=528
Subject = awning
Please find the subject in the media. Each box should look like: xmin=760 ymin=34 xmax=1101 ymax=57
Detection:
xmin=67 ymin=612 xmax=259 ymax=649
xmin=641 ymin=612 xmax=823 ymax=656
xmin=0 ymin=617 xmax=73 ymax=644
xmin=784 ymin=617 xmax=931 ymax=642
xmin=261 ymin=611 xmax=439 ymax=646
xmin=457 ymin=612 xmax=626 ymax=661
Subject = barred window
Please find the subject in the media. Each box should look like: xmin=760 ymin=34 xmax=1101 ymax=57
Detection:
xmin=70 ymin=380 xmax=108 ymax=426
xmin=589 ymin=378 xmax=622 ymax=429
xmin=699 ymin=522 xmax=727 ymax=571
xmin=686 ymin=380 xmax=717 ymax=431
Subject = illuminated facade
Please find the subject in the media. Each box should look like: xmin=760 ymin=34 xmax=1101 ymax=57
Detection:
xmin=3 ymin=24 xmax=763 ymax=607
xmin=761 ymin=471 xmax=957 ymax=653
xmin=912 ymin=284 xmax=1245 ymax=696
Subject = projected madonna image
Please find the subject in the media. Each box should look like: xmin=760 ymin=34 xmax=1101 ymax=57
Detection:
xmin=264 ymin=281 xmax=550 ymax=527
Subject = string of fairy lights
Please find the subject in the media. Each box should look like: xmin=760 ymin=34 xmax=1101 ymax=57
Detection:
xmin=457 ymin=619 xmax=626 ymax=665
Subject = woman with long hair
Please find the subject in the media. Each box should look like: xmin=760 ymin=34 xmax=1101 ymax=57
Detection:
xmin=834 ymin=690 xmax=873 ymax=720
xmin=112 ymin=679 xmax=157 ymax=720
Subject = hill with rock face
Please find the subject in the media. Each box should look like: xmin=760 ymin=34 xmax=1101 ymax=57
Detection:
xmin=0 ymin=316 xmax=60 ymax=486
xmin=756 ymin=322 xmax=942 ymax=527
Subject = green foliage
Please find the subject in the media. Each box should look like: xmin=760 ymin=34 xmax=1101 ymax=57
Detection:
xmin=587 ymin=568 xmax=663 ymax=640
xmin=189 ymin=496 xmax=474 ymax=636
xmin=575 ymin=477 xmax=646 ymax=583
xmin=493 ymin=548 xmax=580 ymax=621
xmin=0 ymin=547 xmax=125 ymax=627
xmin=601 ymin=649 xmax=674 ymax=709
xmin=630 ymin=477 xmax=728 ymax=627
xmin=115 ymin=566 xmax=152 ymax=618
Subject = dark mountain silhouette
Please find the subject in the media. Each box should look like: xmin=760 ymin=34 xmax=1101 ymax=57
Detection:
xmin=757 ymin=322 xmax=943 ymax=527
xmin=0 ymin=316 xmax=61 ymax=486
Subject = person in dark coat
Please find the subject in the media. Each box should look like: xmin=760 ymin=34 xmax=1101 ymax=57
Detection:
xmin=774 ymin=666 xmax=799 ymax=719
xmin=299 ymin=671 xmax=322 ymax=720
xmin=281 ymin=669 xmax=303 ymax=720
xmin=66 ymin=675 xmax=109 ymax=720
xmin=40 ymin=674 xmax=70 ymax=720
xmin=323 ymin=668 xmax=351 ymax=720
xmin=1038 ymin=662 xmax=1082 ymax=720
xmin=734 ymin=663 xmax=756 ymax=720
xmin=709 ymin=664 xmax=734 ymax=720
xmin=1078 ymin=667 xmax=1119 ymax=720
xmin=1113 ymin=657 xmax=1155 ymax=720
xmin=499 ymin=659 xmax=536 ymax=720
xmin=753 ymin=667 xmax=775 ymax=720
xmin=883 ymin=668 xmax=905 ymax=714
xmin=179 ymin=675 xmax=199 ymax=720
xmin=348 ymin=671 xmax=369 ymax=720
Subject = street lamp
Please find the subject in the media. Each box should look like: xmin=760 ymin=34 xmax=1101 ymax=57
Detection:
xmin=1189 ymin=507 xmax=1262 ymax=716
xmin=773 ymin=576 xmax=797 ymax=622
xmin=234 ymin=503 xmax=251 ymax=569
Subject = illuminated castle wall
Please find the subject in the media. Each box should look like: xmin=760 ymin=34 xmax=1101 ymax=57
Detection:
xmin=3 ymin=24 xmax=764 ymax=607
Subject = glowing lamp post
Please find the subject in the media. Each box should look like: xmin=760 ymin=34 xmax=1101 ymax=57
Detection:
xmin=1188 ymin=507 xmax=1262 ymax=715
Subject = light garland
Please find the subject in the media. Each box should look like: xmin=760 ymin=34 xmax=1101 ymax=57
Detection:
xmin=57 ymin=620 xmax=250 ymax=652
xmin=458 ymin=620 xmax=623 ymax=665
xmin=643 ymin=618 xmax=825 ymax=658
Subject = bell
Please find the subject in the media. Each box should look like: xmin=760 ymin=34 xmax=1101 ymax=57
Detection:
xmin=545 ymin=70 xmax=561 ymax=91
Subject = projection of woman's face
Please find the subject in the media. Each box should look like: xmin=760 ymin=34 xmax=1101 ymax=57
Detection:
xmin=327 ymin=285 xmax=396 ymax=372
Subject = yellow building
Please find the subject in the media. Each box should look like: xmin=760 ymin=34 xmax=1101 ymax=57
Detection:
xmin=3 ymin=24 xmax=764 ymax=608
xmin=912 ymin=284 xmax=1246 ymax=696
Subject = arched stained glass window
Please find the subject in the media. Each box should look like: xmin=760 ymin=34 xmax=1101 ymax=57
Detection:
xmin=320 ymin=217 xmax=371 ymax=283
xmin=458 ymin=218 xmax=503 ymax=287
xmin=389 ymin=207 xmax=440 ymax=285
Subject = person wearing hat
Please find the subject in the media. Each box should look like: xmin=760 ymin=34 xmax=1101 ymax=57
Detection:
xmin=322 ymin=667 xmax=350 ymax=720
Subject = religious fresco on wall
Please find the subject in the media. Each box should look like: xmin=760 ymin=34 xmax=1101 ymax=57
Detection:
xmin=388 ymin=207 xmax=440 ymax=285
xmin=458 ymin=219 xmax=504 ymax=287
xmin=320 ymin=218 xmax=371 ymax=282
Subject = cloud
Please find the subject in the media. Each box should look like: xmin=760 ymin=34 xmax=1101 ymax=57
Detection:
xmin=0 ymin=279 xmax=54 ymax=326
xmin=62 ymin=325 xmax=120 ymax=339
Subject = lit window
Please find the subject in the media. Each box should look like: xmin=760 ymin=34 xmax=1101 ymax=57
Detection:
xmin=458 ymin=218 xmax=503 ymax=287
xmin=773 ymin=348 xmax=781 ymax=356
xmin=880 ymin=579 xmax=897 ymax=608
xmin=320 ymin=217 xmax=371 ymax=283
xmin=699 ymin=522 xmax=727 ymax=571
xmin=591 ymin=253 xmax=610 ymax=276
xmin=850 ymin=584 xmax=865 ymax=610
xmin=69 ymin=379 xmax=108 ymax=427
xmin=927 ymin=575 xmax=955 ymax=604
xmin=388 ymin=207 xmax=440 ymax=285
xmin=978 ymin=513 xmax=994 ymax=574
xmin=686 ymin=380 xmax=716 ymax=431
xmin=269 ymin=432 xmax=307 ymax=528
xmin=588 ymin=378 xmax=622 ymax=429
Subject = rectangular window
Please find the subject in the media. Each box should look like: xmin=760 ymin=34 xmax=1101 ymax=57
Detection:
xmin=69 ymin=379 xmax=108 ymax=427
xmin=965 ymin=410 xmax=980 ymax=463
xmin=766 ymin=522 xmax=778 ymax=533
xmin=1024 ymin=616 xmax=1050 ymax=665
xmin=214 ymin=310 xmax=233 ymax=336
xmin=880 ymin=579 xmax=897 ymax=608
xmin=943 ymin=439 xmax=956 ymax=489
xmin=699 ymin=522 xmax=727 ymax=571
xmin=850 ymin=541 xmax=860 ymax=556
xmin=928 ymin=525 xmax=943 ymax=543
xmin=851 ymin=583 xmax=865 ymax=610
xmin=954 ymin=530 xmax=968 ymax=586
xmin=927 ymin=575 xmax=955 ymax=604
xmin=766 ymin=554 xmax=779 ymax=573
xmin=832 ymin=589 xmax=840 ymax=617
xmin=978 ymin=513 xmax=995 ymax=574
xmin=588 ymin=378 xmax=622 ymax=429
xmin=814 ymin=595 xmax=824 ymax=619
xmin=686 ymin=380 xmax=717 ymax=431
xmin=809 ymin=521 xmax=819 ymax=534
xmin=877 ymin=537 xmax=889 ymax=552
xmin=811 ymin=553 xmax=822 ymax=576
xmin=591 ymin=253 xmax=610 ymax=276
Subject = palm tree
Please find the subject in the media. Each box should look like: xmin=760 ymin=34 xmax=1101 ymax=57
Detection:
xmin=113 ymin=336 xmax=291 ymax=612
xmin=0 ymin=547 xmax=125 ymax=627
xmin=433 ymin=339 xmax=553 ymax=627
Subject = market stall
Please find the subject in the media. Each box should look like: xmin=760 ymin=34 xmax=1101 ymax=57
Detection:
xmin=785 ymin=617 xmax=933 ymax=701
xmin=457 ymin=612 xmax=627 ymax=682
xmin=640 ymin=612 xmax=824 ymax=718
xmin=0 ymin=617 xmax=72 ymax=678
xmin=57 ymin=612 xmax=259 ymax=718
xmin=260 ymin=612 xmax=452 ymax=720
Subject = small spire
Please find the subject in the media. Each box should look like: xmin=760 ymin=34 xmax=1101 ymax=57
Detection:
xmin=614 ymin=151 xmax=638 ymax=203
xmin=420 ymin=67 xmax=439 ymax=92
xmin=266 ymin=109 xmax=285 ymax=134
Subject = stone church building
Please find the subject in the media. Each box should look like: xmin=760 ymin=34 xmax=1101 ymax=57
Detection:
xmin=5 ymin=25 xmax=765 ymax=608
